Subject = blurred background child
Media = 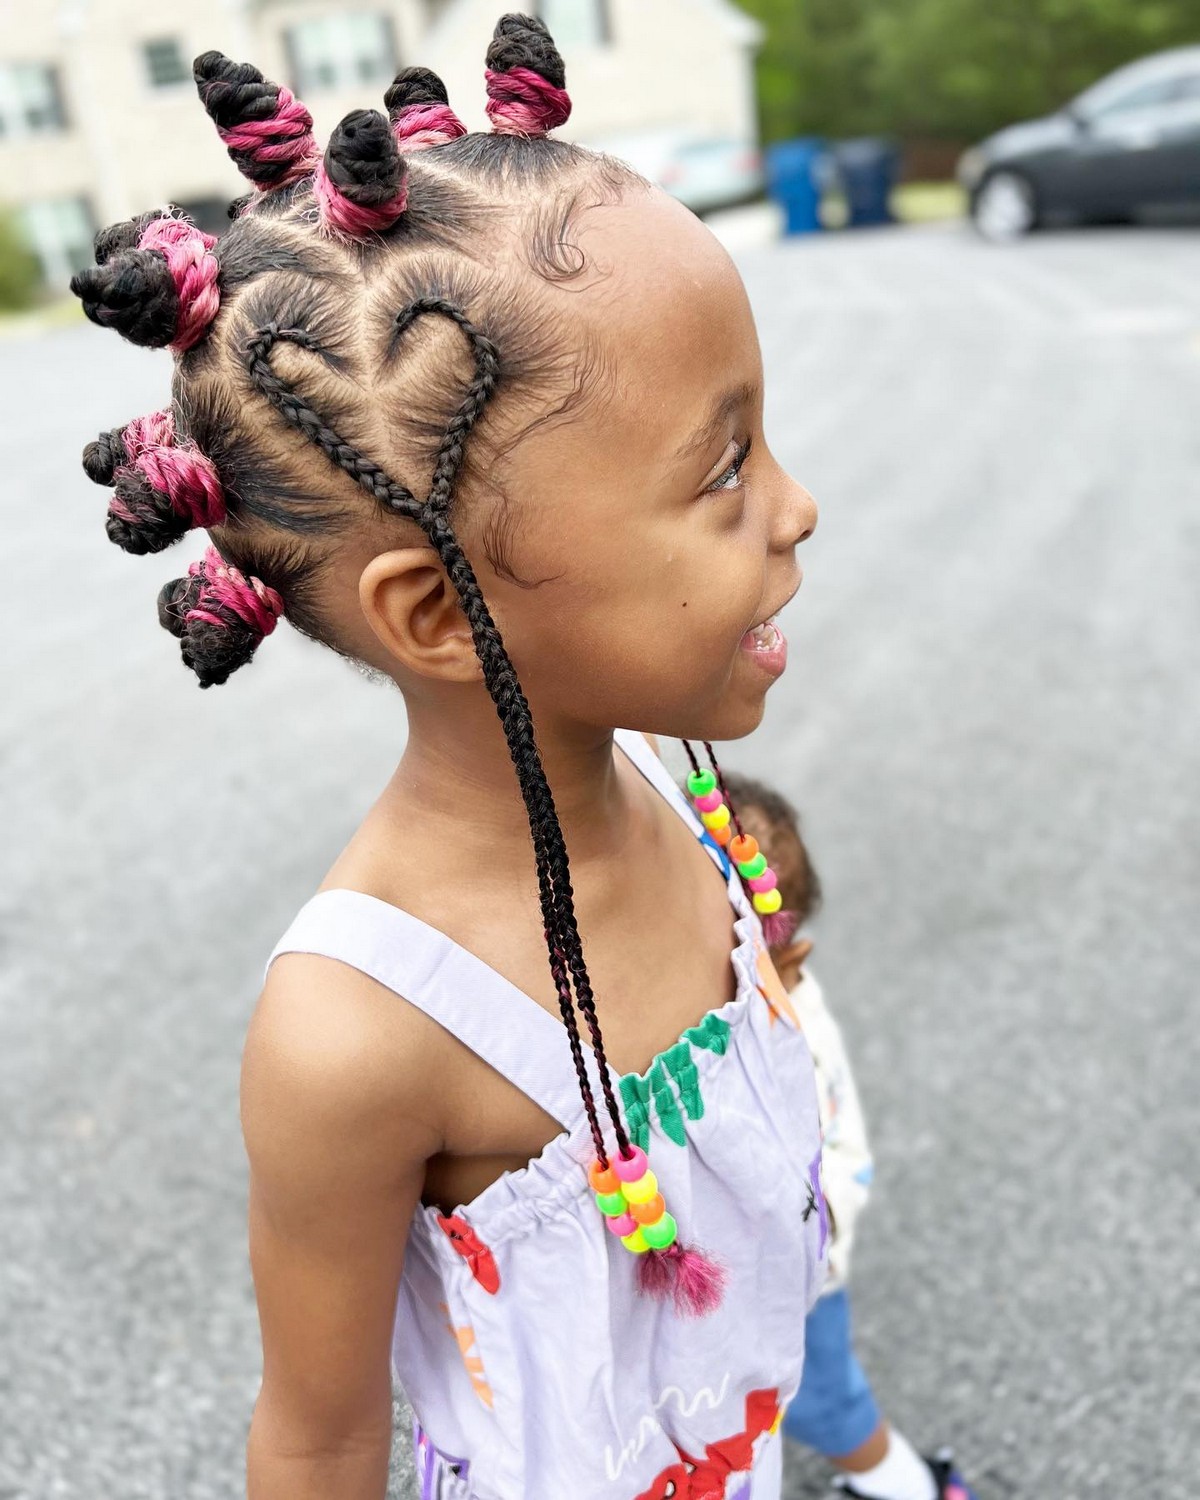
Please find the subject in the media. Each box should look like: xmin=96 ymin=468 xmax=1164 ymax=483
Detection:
xmin=724 ymin=774 xmax=976 ymax=1500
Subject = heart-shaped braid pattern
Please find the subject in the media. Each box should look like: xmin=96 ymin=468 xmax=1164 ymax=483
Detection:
xmin=485 ymin=14 xmax=572 ymax=136
xmin=83 ymin=408 xmax=226 ymax=554
xmin=683 ymin=741 xmax=798 ymax=947
xmin=194 ymin=51 xmax=320 ymax=193
xmin=70 ymin=211 xmax=219 ymax=353
xmin=158 ymin=547 xmax=283 ymax=689
xmin=313 ymin=109 xmax=410 ymax=239
xmin=385 ymin=67 xmax=467 ymax=150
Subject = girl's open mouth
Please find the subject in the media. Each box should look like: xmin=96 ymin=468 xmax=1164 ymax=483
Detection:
xmin=739 ymin=618 xmax=788 ymax=679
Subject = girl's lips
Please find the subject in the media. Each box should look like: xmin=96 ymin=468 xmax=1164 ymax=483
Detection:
xmin=739 ymin=618 xmax=787 ymax=678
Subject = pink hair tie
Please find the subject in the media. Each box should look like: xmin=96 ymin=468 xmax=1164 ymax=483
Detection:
xmin=485 ymin=66 xmax=571 ymax=136
xmin=312 ymin=159 xmax=409 ymax=238
xmin=314 ymin=109 xmax=409 ymax=240
xmin=185 ymin=547 xmax=283 ymax=636
xmin=391 ymin=102 xmax=467 ymax=151
xmin=134 ymin=442 xmax=226 ymax=528
xmin=136 ymin=217 xmax=220 ymax=352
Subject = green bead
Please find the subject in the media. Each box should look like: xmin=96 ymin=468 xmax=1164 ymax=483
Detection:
xmin=596 ymin=1190 xmax=627 ymax=1217
xmin=642 ymin=1212 xmax=678 ymax=1250
xmin=738 ymin=852 xmax=768 ymax=879
xmin=687 ymin=769 xmax=716 ymax=797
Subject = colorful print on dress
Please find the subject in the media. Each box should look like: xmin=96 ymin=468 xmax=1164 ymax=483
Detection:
xmin=805 ymin=1149 xmax=830 ymax=1259
xmin=754 ymin=946 xmax=800 ymax=1029
xmin=633 ymin=1387 xmax=782 ymax=1500
xmin=438 ymin=1213 xmax=501 ymax=1293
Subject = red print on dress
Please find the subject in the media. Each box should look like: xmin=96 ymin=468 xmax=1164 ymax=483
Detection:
xmin=634 ymin=1387 xmax=781 ymax=1499
xmin=437 ymin=1214 xmax=501 ymax=1294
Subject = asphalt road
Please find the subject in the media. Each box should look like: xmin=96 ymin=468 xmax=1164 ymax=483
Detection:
xmin=3 ymin=222 xmax=1198 ymax=1500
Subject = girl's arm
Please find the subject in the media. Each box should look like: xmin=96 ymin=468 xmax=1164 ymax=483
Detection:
xmin=241 ymin=956 xmax=443 ymax=1500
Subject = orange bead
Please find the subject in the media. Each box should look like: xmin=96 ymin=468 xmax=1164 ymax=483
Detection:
xmin=588 ymin=1159 xmax=620 ymax=1196
xmin=630 ymin=1193 xmax=666 ymax=1226
xmin=730 ymin=834 xmax=759 ymax=864
xmin=713 ymin=824 xmax=733 ymax=847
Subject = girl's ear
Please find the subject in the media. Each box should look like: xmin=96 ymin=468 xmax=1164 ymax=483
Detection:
xmin=358 ymin=547 xmax=482 ymax=683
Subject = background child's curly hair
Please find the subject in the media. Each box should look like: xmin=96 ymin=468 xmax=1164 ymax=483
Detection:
xmin=719 ymin=772 xmax=824 ymax=930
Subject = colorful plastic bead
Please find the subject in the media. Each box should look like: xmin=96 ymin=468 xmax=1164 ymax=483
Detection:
xmin=748 ymin=870 xmax=778 ymax=894
xmin=687 ymin=769 xmax=716 ymax=798
xmin=606 ymin=1210 xmax=638 ymax=1236
xmin=595 ymin=1190 xmax=628 ymax=1217
xmin=588 ymin=1160 xmax=620 ymax=1195
xmin=694 ymin=789 xmax=724 ymax=814
xmin=737 ymin=852 xmax=768 ymax=879
xmin=753 ymin=888 xmax=783 ymax=915
xmin=612 ymin=1145 xmax=648 ymax=1182
xmin=621 ymin=1227 xmax=651 ymax=1253
xmin=630 ymin=1192 xmax=666 ymax=1225
xmin=713 ymin=825 xmax=732 ymax=847
xmin=642 ymin=1212 xmax=678 ymax=1250
xmin=623 ymin=1169 xmax=659 ymax=1204
xmin=729 ymin=834 xmax=759 ymax=864
xmin=701 ymin=805 xmax=731 ymax=832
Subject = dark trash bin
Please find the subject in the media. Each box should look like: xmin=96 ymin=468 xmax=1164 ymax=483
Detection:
xmin=832 ymin=138 xmax=899 ymax=226
xmin=765 ymin=138 xmax=827 ymax=235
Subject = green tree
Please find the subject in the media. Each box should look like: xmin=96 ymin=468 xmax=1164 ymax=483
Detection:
xmin=0 ymin=209 xmax=43 ymax=312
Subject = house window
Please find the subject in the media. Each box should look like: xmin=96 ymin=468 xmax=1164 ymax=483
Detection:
xmin=0 ymin=63 xmax=67 ymax=138
xmin=20 ymin=196 xmax=94 ymax=285
xmin=285 ymin=13 xmax=397 ymax=95
xmin=144 ymin=38 xmax=189 ymax=89
xmin=537 ymin=0 xmax=610 ymax=48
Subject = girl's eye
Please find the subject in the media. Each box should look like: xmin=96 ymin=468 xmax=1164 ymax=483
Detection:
xmin=705 ymin=438 xmax=752 ymax=494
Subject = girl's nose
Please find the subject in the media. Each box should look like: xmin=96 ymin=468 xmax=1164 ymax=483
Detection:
xmin=774 ymin=471 xmax=817 ymax=550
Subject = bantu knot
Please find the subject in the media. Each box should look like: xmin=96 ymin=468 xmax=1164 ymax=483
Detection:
xmin=194 ymin=51 xmax=319 ymax=191
xmin=384 ymin=67 xmax=467 ymax=150
xmin=485 ymin=13 xmax=571 ymax=137
xmin=82 ymin=409 xmax=226 ymax=555
xmin=313 ymin=109 xmax=409 ymax=238
xmin=157 ymin=546 xmax=283 ymax=688
xmin=92 ymin=213 xmax=159 ymax=267
xmin=70 ymin=212 xmax=220 ymax=353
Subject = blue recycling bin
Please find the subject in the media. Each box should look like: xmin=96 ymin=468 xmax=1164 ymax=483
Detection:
xmin=765 ymin=138 xmax=827 ymax=236
xmin=832 ymin=138 xmax=899 ymax=227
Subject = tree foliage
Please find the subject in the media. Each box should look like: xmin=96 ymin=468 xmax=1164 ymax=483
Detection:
xmin=0 ymin=210 xmax=43 ymax=312
xmin=740 ymin=0 xmax=1200 ymax=143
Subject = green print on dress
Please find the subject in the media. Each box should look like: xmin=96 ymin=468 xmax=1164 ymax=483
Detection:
xmin=618 ymin=1015 xmax=731 ymax=1149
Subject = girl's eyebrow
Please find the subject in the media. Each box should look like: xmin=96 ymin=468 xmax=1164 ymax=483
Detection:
xmin=671 ymin=380 xmax=760 ymax=464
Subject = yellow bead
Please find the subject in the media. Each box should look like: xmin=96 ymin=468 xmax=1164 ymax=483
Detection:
xmin=753 ymin=888 xmax=783 ymax=915
xmin=701 ymin=805 xmax=731 ymax=832
xmin=622 ymin=1170 xmax=659 ymax=1204
xmin=621 ymin=1227 xmax=650 ymax=1253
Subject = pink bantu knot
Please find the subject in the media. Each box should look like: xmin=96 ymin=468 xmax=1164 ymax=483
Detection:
xmin=313 ymin=109 xmax=409 ymax=240
xmin=385 ymin=67 xmax=467 ymax=152
xmin=127 ymin=440 xmax=226 ymax=530
xmin=135 ymin=216 xmax=220 ymax=353
xmin=187 ymin=546 xmax=283 ymax=636
xmin=193 ymin=52 xmax=320 ymax=193
xmin=485 ymin=65 xmax=571 ymax=137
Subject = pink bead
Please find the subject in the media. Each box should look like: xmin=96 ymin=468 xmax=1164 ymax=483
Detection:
xmin=694 ymin=790 xmax=723 ymax=814
xmin=606 ymin=1211 xmax=638 ymax=1236
xmin=748 ymin=870 xmax=778 ymax=894
xmin=612 ymin=1145 xmax=648 ymax=1181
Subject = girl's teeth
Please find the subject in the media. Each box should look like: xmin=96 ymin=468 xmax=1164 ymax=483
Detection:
xmin=751 ymin=621 xmax=778 ymax=649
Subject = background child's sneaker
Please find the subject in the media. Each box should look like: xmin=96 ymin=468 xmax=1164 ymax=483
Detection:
xmin=832 ymin=1447 xmax=978 ymax=1500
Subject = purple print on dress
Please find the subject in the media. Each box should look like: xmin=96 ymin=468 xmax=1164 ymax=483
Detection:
xmin=807 ymin=1148 xmax=829 ymax=1258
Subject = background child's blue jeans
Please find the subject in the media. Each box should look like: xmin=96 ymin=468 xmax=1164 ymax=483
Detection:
xmin=784 ymin=1288 xmax=882 ymax=1458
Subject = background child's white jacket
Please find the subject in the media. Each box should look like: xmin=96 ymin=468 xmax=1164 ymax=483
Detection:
xmin=792 ymin=969 xmax=874 ymax=1292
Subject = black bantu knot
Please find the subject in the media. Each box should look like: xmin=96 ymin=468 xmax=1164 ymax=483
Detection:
xmin=70 ymin=253 xmax=179 ymax=348
xmin=193 ymin=51 xmax=279 ymax=128
xmin=82 ymin=426 xmax=128 ymax=486
xmin=324 ymin=110 xmax=405 ymax=206
xmin=156 ymin=575 xmax=260 ymax=689
xmin=487 ymin=12 xmax=567 ymax=89
xmin=384 ymin=66 xmax=450 ymax=113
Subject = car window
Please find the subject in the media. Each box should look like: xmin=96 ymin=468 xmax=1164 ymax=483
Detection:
xmin=1086 ymin=75 xmax=1180 ymax=118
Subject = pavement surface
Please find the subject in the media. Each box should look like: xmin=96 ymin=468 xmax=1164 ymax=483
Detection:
xmin=2 ymin=222 xmax=1198 ymax=1500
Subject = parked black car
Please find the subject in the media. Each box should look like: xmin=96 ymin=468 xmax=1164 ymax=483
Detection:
xmin=958 ymin=47 xmax=1200 ymax=238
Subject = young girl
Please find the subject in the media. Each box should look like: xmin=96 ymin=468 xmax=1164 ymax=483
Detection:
xmin=723 ymin=777 xmax=976 ymax=1500
xmin=71 ymin=17 xmax=827 ymax=1498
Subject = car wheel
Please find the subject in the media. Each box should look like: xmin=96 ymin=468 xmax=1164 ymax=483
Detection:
xmin=972 ymin=170 xmax=1038 ymax=241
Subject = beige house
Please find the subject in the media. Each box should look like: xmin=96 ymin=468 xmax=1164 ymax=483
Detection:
xmin=0 ymin=0 xmax=762 ymax=285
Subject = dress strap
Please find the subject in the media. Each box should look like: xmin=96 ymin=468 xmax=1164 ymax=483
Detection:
xmin=267 ymin=889 xmax=606 ymax=1130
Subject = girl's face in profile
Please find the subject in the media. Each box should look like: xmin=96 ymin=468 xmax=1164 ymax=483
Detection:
xmin=467 ymin=190 xmax=818 ymax=744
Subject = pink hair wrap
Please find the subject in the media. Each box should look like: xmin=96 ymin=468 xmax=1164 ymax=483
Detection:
xmin=211 ymin=86 xmax=320 ymax=189
xmin=391 ymin=102 xmax=467 ymax=151
xmin=312 ymin=161 xmax=409 ymax=239
xmin=485 ymin=66 xmax=572 ymax=136
xmin=136 ymin=218 xmax=220 ymax=352
xmin=186 ymin=546 xmax=283 ymax=636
